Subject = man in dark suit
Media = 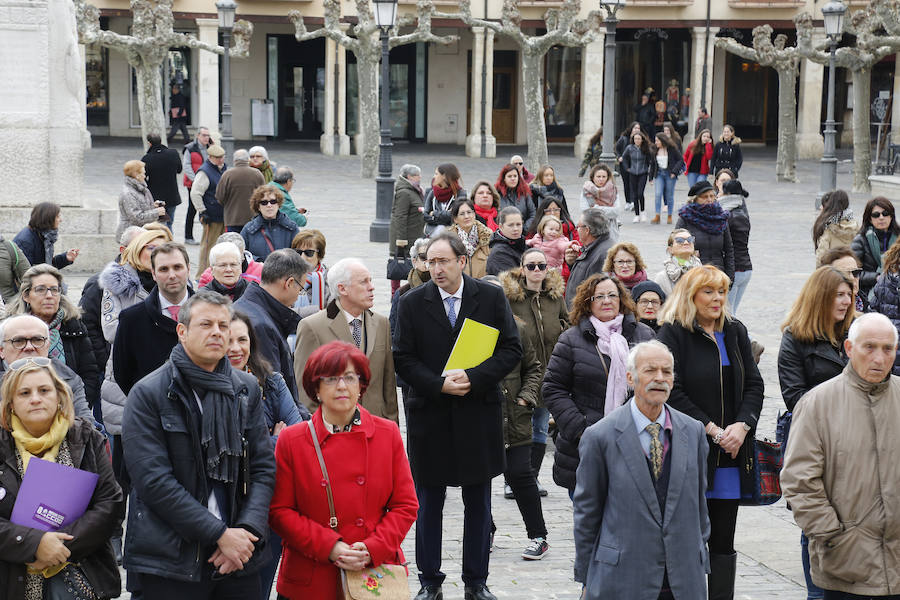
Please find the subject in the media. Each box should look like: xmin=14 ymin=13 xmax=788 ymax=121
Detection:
xmin=573 ymin=340 xmax=710 ymax=600
xmin=394 ymin=231 xmax=522 ymax=600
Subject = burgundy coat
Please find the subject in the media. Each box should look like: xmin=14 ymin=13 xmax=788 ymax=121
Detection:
xmin=269 ymin=406 xmax=418 ymax=600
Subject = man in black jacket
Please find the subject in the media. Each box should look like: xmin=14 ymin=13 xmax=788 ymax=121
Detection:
xmin=142 ymin=133 xmax=183 ymax=230
xmin=122 ymin=289 xmax=275 ymax=596
xmin=394 ymin=232 xmax=522 ymax=600
xmin=234 ymin=249 xmax=308 ymax=401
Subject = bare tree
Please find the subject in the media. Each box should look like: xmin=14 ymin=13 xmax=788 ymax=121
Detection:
xmin=75 ymin=0 xmax=252 ymax=147
xmin=796 ymin=3 xmax=900 ymax=192
xmin=716 ymin=26 xmax=800 ymax=182
xmin=453 ymin=0 xmax=601 ymax=174
xmin=289 ymin=0 xmax=457 ymax=178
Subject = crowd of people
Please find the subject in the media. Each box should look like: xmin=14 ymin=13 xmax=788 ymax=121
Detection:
xmin=0 ymin=130 xmax=897 ymax=600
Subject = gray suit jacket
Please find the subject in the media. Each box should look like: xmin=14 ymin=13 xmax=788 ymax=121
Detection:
xmin=573 ymin=401 xmax=710 ymax=600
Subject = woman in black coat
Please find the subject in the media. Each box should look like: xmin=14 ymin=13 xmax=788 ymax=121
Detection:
xmin=486 ymin=206 xmax=527 ymax=276
xmin=710 ymin=125 xmax=743 ymax=176
xmin=423 ymin=163 xmax=466 ymax=236
xmin=676 ymin=180 xmax=735 ymax=281
xmin=656 ymin=265 xmax=763 ymax=600
xmin=12 ymin=202 xmax=77 ymax=271
xmin=851 ymin=196 xmax=900 ymax=301
xmin=542 ymin=272 xmax=654 ymax=493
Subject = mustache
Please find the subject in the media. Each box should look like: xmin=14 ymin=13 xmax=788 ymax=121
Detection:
xmin=644 ymin=382 xmax=671 ymax=394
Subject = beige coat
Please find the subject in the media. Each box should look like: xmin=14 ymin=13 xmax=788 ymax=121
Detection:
xmin=293 ymin=298 xmax=398 ymax=423
xmin=448 ymin=222 xmax=492 ymax=279
xmin=814 ymin=219 xmax=858 ymax=266
xmin=782 ymin=364 xmax=900 ymax=596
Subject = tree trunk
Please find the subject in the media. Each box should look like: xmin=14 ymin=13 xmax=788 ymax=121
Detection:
xmin=775 ymin=67 xmax=798 ymax=182
xmin=521 ymin=50 xmax=549 ymax=174
xmin=355 ymin=55 xmax=380 ymax=178
xmin=133 ymin=57 xmax=167 ymax=147
xmin=851 ymin=66 xmax=872 ymax=193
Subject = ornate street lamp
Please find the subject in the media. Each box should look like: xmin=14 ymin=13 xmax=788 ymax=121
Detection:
xmin=596 ymin=0 xmax=625 ymax=172
xmin=818 ymin=0 xmax=845 ymax=206
xmin=370 ymin=0 xmax=399 ymax=242
xmin=216 ymin=0 xmax=237 ymax=161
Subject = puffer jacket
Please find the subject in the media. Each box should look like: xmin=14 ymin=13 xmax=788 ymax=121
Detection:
xmin=498 ymin=188 xmax=536 ymax=231
xmin=542 ymin=314 xmax=655 ymax=490
xmin=99 ymin=261 xmax=152 ymax=435
xmin=501 ymin=318 xmax=543 ymax=448
xmin=117 ymin=176 xmax=159 ymax=239
xmin=241 ymin=212 xmax=300 ymax=261
xmin=56 ymin=317 xmax=100 ymax=410
xmin=485 ymin=230 xmax=526 ymax=276
xmin=711 ymin=137 xmax=743 ymax=175
xmin=868 ymin=270 xmax=900 ymax=374
xmin=777 ymin=327 xmax=846 ymax=411
xmin=675 ymin=215 xmax=735 ymax=281
xmin=852 ymin=227 xmax=898 ymax=300
xmin=782 ymin=365 xmax=900 ymax=597
xmin=814 ymin=218 xmax=858 ymax=267
xmin=720 ymin=195 xmax=752 ymax=272
xmin=447 ymin=222 xmax=492 ymax=279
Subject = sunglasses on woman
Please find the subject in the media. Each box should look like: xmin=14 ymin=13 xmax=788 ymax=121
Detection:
xmin=295 ymin=249 xmax=318 ymax=257
xmin=524 ymin=263 xmax=548 ymax=271
xmin=258 ymin=199 xmax=279 ymax=206
xmin=871 ymin=210 xmax=890 ymax=219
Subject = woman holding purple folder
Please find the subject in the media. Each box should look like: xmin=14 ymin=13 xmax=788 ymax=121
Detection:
xmin=0 ymin=357 xmax=123 ymax=599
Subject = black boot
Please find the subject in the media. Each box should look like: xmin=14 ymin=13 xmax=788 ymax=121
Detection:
xmin=708 ymin=552 xmax=737 ymax=600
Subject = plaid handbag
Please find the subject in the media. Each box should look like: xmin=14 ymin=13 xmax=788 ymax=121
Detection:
xmin=739 ymin=437 xmax=783 ymax=506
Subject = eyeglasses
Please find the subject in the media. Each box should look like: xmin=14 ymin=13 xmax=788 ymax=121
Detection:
xmin=637 ymin=299 xmax=662 ymax=307
xmin=524 ymin=263 xmax=548 ymax=272
xmin=31 ymin=285 xmax=61 ymax=297
xmin=296 ymin=249 xmax=318 ymax=257
xmin=320 ymin=373 xmax=360 ymax=387
xmin=673 ymin=236 xmax=696 ymax=245
xmin=544 ymin=207 xmax=561 ymax=214
xmin=591 ymin=293 xmax=619 ymax=302
xmin=576 ymin=223 xmax=588 ymax=230
xmin=4 ymin=336 xmax=49 ymax=350
xmin=424 ymin=258 xmax=457 ymax=269
xmin=258 ymin=199 xmax=279 ymax=206
xmin=9 ymin=356 xmax=52 ymax=370
xmin=613 ymin=259 xmax=636 ymax=266
xmin=871 ymin=211 xmax=890 ymax=219
xmin=213 ymin=262 xmax=241 ymax=271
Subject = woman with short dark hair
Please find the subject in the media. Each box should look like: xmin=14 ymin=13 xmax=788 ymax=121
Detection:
xmin=486 ymin=207 xmax=526 ymax=275
xmin=447 ymin=198 xmax=491 ymax=279
xmin=13 ymin=202 xmax=80 ymax=271
xmin=292 ymin=229 xmax=331 ymax=318
xmin=241 ymin=185 xmax=299 ymax=261
xmin=851 ymin=196 xmax=900 ymax=302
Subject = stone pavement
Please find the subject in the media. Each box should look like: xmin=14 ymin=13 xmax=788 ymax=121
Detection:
xmin=75 ymin=137 xmax=864 ymax=599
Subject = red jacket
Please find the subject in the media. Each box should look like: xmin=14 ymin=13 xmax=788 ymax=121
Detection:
xmin=683 ymin=141 xmax=714 ymax=175
xmin=183 ymin=148 xmax=204 ymax=188
xmin=270 ymin=407 xmax=418 ymax=600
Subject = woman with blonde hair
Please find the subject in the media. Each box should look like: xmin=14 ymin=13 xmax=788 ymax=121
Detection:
xmin=116 ymin=159 xmax=165 ymax=238
xmin=0 ymin=358 xmax=123 ymax=599
xmin=656 ymin=265 xmax=763 ymax=600
xmin=292 ymin=229 xmax=331 ymax=318
xmin=602 ymin=241 xmax=648 ymax=290
xmin=778 ymin=266 xmax=854 ymax=600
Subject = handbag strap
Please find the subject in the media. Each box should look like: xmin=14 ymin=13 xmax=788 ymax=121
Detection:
xmin=307 ymin=420 xmax=338 ymax=529
xmin=260 ymin=228 xmax=276 ymax=253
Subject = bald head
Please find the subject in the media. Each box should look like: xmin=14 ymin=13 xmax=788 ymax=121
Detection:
xmin=846 ymin=313 xmax=898 ymax=383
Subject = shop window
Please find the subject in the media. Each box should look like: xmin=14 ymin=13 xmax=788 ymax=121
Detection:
xmin=544 ymin=45 xmax=581 ymax=141
xmin=85 ymin=43 xmax=109 ymax=127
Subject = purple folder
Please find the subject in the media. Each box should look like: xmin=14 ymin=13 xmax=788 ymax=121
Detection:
xmin=10 ymin=458 xmax=99 ymax=531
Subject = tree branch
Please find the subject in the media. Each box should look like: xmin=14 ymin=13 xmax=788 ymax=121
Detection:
xmin=391 ymin=0 xmax=460 ymax=48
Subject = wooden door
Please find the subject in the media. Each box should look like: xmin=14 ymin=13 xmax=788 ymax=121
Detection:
xmin=492 ymin=67 xmax=516 ymax=143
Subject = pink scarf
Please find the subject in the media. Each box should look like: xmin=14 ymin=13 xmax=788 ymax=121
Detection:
xmin=589 ymin=314 xmax=629 ymax=416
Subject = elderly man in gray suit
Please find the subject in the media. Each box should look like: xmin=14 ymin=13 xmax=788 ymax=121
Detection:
xmin=573 ymin=340 xmax=710 ymax=600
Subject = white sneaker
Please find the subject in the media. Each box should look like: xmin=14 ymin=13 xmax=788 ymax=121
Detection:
xmin=641 ymin=213 xmax=647 ymax=222
xmin=625 ymin=202 xmax=634 ymax=213
xmin=632 ymin=215 xmax=640 ymax=223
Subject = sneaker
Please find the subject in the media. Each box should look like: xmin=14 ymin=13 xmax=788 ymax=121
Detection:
xmin=640 ymin=213 xmax=647 ymax=222
xmin=522 ymin=538 xmax=549 ymax=560
xmin=625 ymin=202 xmax=634 ymax=213
xmin=185 ymin=238 xmax=200 ymax=245
xmin=632 ymin=215 xmax=640 ymax=223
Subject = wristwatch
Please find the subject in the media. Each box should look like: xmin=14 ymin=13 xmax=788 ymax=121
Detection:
xmin=740 ymin=422 xmax=751 ymax=432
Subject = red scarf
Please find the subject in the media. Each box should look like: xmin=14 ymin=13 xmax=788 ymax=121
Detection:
xmin=432 ymin=184 xmax=454 ymax=204
xmin=619 ymin=269 xmax=648 ymax=289
xmin=475 ymin=205 xmax=499 ymax=230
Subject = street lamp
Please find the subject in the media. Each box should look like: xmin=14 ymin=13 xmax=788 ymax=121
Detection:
xmin=370 ymin=0 xmax=398 ymax=242
xmin=818 ymin=0 xmax=845 ymax=206
xmin=596 ymin=0 xmax=625 ymax=172
xmin=216 ymin=0 xmax=237 ymax=161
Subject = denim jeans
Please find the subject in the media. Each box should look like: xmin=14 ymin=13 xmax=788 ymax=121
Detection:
xmin=727 ymin=270 xmax=752 ymax=314
xmin=801 ymin=532 xmax=824 ymax=599
xmin=654 ymin=173 xmax=678 ymax=216
xmin=532 ymin=406 xmax=550 ymax=444
xmin=686 ymin=172 xmax=707 ymax=187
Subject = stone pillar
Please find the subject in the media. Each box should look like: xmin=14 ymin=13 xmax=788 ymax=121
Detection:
xmin=797 ymin=31 xmax=826 ymax=158
xmin=466 ymin=27 xmax=496 ymax=158
xmin=195 ymin=18 xmax=220 ymax=138
xmin=321 ymin=36 xmax=351 ymax=156
xmin=687 ymin=26 xmax=719 ymax=143
xmin=574 ymin=34 xmax=604 ymax=159
xmin=892 ymin=53 xmax=900 ymax=145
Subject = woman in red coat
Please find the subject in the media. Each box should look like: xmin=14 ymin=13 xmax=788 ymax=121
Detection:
xmin=269 ymin=341 xmax=418 ymax=599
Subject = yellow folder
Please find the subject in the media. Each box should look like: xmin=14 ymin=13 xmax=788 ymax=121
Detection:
xmin=442 ymin=318 xmax=500 ymax=376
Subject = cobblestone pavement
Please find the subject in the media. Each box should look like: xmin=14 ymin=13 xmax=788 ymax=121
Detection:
xmin=76 ymin=138 xmax=864 ymax=599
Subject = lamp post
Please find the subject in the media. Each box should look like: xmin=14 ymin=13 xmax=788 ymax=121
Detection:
xmin=370 ymin=0 xmax=398 ymax=242
xmin=216 ymin=0 xmax=236 ymax=161
xmin=818 ymin=0 xmax=845 ymax=206
xmin=597 ymin=0 xmax=625 ymax=171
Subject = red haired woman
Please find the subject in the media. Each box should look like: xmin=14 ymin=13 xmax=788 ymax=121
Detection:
xmin=496 ymin=163 xmax=537 ymax=231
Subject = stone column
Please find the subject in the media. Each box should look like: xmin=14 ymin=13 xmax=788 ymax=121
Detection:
xmin=892 ymin=53 xmax=900 ymax=145
xmin=574 ymin=34 xmax=604 ymax=159
xmin=321 ymin=35 xmax=351 ymax=155
xmin=195 ymin=18 xmax=220 ymax=138
xmin=466 ymin=27 xmax=496 ymax=158
xmin=797 ymin=31 xmax=826 ymax=158
xmin=687 ymin=26 xmax=719 ymax=143
xmin=484 ymin=29 xmax=495 ymax=157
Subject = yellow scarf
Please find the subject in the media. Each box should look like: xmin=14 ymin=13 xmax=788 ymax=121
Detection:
xmin=11 ymin=412 xmax=70 ymax=578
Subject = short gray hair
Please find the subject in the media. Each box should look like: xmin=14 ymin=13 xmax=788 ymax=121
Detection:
xmin=273 ymin=166 xmax=293 ymax=184
xmin=0 ymin=315 xmax=50 ymax=346
xmin=260 ymin=249 xmax=309 ymax=285
xmin=216 ymin=231 xmax=246 ymax=254
xmin=119 ymin=226 xmax=144 ymax=247
xmin=848 ymin=312 xmax=898 ymax=345
xmin=411 ymin=237 xmax=430 ymax=259
xmin=208 ymin=242 xmax=242 ymax=267
xmin=399 ymin=164 xmax=421 ymax=179
xmin=233 ymin=148 xmax=250 ymax=163
xmin=179 ymin=289 xmax=233 ymax=327
xmin=581 ymin=207 xmax=610 ymax=239
xmin=328 ymin=257 xmax=369 ymax=298
xmin=626 ymin=340 xmax=674 ymax=380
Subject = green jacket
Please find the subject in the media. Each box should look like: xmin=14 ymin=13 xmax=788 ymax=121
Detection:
xmin=272 ymin=182 xmax=307 ymax=228
xmin=501 ymin=318 xmax=543 ymax=448
xmin=0 ymin=237 xmax=30 ymax=303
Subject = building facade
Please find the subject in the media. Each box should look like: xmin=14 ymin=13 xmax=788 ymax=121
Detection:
xmin=84 ymin=0 xmax=900 ymax=160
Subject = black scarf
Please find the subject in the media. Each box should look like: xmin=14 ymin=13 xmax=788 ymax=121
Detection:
xmin=170 ymin=344 xmax=242 ymax=484
xmin=678 ymin=202 xmax=730 ymax=235
xmin=138 ymin=268 xmax=157 ymax=293
xmin=204 ymin=276 xmax=249 ymax=301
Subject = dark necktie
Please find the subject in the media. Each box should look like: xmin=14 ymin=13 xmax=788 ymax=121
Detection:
xmin=351 ymin=318 xmax=362 ymax=348
xmin=646 ymin=423 xmax=663 ymax=480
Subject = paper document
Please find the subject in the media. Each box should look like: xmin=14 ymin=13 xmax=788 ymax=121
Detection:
xmin=442 ymin=318 xmax=500 ymax=375
xmin=10 ymin=457 xmax=99 ymax=532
